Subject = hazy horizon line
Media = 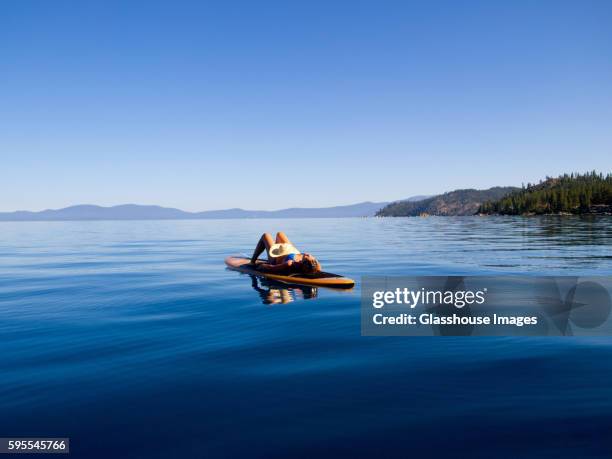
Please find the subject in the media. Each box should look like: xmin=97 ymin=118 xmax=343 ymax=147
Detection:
xmin=0 ymin=196 xmax=437 ymax=214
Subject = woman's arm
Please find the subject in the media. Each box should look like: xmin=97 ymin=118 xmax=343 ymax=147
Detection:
xmin=258 ymin=260 xmax=293 ymax=273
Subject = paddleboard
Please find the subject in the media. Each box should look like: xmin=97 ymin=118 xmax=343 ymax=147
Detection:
xmin=225 ymin=256 xmax=355 ymax=289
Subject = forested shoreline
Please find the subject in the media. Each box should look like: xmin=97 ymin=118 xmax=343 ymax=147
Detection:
xmin=478 ymin=172 xmax=612 ymax=216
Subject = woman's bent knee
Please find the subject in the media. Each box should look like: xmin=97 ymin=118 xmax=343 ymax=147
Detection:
xmin=275 ymin=232 xmax=290 ymax=243
xmin=262 ymin=233 xmax=274 ymax=246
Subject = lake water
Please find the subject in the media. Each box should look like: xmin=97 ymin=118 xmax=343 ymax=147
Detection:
xmin=1 ymin=217 xmax=611 ymax=458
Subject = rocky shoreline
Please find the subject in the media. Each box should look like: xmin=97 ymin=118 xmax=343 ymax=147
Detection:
xmin=478 ymin=204 xmax=612 ymax=217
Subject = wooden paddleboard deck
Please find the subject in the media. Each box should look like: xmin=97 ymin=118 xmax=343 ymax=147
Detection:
xmin=225 ymin=256 xmax=355 ymax=289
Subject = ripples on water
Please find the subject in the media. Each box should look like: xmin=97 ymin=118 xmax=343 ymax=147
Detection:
xmin=0 ymin=217 xmax=611 ymax=458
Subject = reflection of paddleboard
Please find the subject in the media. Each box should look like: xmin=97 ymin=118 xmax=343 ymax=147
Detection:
xmin=225 ymin=256 xmax=355 ymax=289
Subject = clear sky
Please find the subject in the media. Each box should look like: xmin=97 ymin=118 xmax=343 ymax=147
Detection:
xmin=1 ymin=1 xmax=611 ymax=211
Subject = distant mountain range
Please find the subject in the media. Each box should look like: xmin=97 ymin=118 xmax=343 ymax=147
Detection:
xmin=5 ymin=174 xmax=605 ymax=221
xmin=377 ymin=187 xmax=519 ymax=217
xmin=0 ymin=196 xmax=428 ymax=221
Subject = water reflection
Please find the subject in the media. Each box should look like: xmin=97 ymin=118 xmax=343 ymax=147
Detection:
xmin=249 ymin=275 xmax=318 ymax=305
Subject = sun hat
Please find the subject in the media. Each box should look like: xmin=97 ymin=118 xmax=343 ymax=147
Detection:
xmin=268 ymin=243 xmax=300 ymax=258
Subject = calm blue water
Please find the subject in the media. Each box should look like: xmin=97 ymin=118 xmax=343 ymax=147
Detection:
xmin=1 ymin=217 xmax=611 ymax=458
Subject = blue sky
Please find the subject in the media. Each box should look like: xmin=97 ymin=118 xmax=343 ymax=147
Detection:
xmin=1 ymin=0 xmax=611 ymax=211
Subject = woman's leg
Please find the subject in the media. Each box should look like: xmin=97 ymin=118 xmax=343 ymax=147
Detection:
xmin=275 ymin=231 xmax=293 ymax=244
xmin=276 ymin=232 xmax=300 ymax=258
xmin=250 ymin=233 xmax=274 ymax=263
